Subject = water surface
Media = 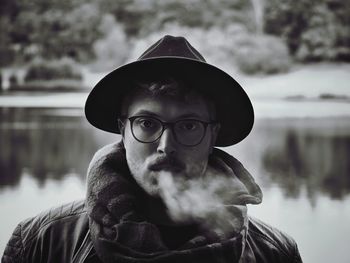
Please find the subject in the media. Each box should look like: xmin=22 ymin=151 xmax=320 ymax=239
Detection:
xmin=0 ymin=108 xmax=349 ymax=262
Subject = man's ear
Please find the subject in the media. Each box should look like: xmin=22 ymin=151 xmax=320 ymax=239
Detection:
xmin=209 ymin=123 xmax=221 ymax=153
xmin=117 ymin=119 xmax=125 ymax=136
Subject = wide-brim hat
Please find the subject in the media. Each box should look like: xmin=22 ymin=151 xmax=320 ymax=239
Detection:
xmin=85 ymin=35 xmax=254 ymax=147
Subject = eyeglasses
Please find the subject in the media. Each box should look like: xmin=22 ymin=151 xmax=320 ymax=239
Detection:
xmin=127 ymin=116 xmax=216 ymax=146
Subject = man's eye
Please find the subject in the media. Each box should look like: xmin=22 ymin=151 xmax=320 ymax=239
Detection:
xmin=179 ymin=121 xmax=199 ymax=131
xmin=136 ymin=118 xmax=157 ymax=129
xmin=141 ymin=120 xmax=154 ymax=128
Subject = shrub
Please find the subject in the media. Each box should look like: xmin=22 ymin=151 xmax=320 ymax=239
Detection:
xmin=9 ymin=74 xmax=18 ymax=88
xmin=295 ymin=4 xmax=350 ymax=62
xmin=264 ymin=0 xmax=350 ymax=62
xmin=24 ymin=58 xmax=82 ymax=82
xmin=92 ymin=15 xmax=129 ymax=71
xmin=234 ymin=34 xmax=291 ymax=74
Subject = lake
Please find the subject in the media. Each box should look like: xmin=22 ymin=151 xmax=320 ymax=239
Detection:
xmin=0 ymin=107 xmax=350 ymax=263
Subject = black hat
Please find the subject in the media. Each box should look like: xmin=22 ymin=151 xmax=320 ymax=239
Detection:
xmin=85 ymin=35 xmax=254 ymax=146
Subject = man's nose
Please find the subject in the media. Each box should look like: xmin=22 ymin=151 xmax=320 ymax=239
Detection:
xmin=157 ymin=128 xmax=177 ymax=155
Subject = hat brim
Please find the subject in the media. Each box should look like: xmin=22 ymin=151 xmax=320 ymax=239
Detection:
xmin=85 ymin=57 xmax=254 ymax=147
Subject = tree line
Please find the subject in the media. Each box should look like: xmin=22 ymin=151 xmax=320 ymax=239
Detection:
xmin=0 ymin=0 xmax=349 ymax=67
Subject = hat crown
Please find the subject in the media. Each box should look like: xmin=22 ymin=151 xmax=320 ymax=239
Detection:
xmin=138 ymin=35 xmax=206 ymax=62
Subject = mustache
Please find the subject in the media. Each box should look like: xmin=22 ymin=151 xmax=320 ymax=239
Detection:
xmin=148 ymin=155 xmax=185 ymax=172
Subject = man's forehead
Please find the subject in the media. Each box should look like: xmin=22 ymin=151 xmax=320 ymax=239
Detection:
xmin=125 ymin=93 xmax=212 ymax=121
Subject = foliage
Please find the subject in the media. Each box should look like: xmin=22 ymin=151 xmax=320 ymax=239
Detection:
xmin=98 ymin=0 xmax=256 ymax=37
xmin=1 ymin=0 xmax=348 ymax=70
xmin=0 ymin=0 xmax=18 ymax=66
xmin=9 ymin=74 xmax=19 ymax=88
xmin=0 ymin=0 xmax=259 ymax=66
xmin=92 ymin=15 xmax=130 ymax=71
xmin=1 ymin=0 xmax=102 ymax=63
xmin=296 ymin=4 xmax=350 ymax=61
xmin=24 ymin=58 xmax=82 ymax=82
xmin=234 ymin=34 xmax=291 ymax=74
xmin=264 ymin=0 xmax=350 ymax=61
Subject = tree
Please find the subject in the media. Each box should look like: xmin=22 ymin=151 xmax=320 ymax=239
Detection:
xmin=264 ymin=0 xmax=350 ymax=61
xmin=0 ymin=0 xmax=103 ymax=63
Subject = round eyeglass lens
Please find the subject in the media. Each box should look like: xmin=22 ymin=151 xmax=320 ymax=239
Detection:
xmin=174 ymin=120 xmax=205 ymax=146
xmin=131 ymin=117 xmax=163 ymax=142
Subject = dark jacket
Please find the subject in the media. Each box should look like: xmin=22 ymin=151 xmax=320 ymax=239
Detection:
xmin=2 ymin=200 xmax=302 ymax=263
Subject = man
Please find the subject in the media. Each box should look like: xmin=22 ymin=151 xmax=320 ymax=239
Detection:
xmin=2 ymin=35 xmax=302 ymax=262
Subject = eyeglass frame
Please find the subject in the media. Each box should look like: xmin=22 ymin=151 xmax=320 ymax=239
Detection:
xmin=124 ymin=115 xmax=218 ymax=147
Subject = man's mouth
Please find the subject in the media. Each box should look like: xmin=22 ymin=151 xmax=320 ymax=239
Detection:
xmin=150 ymin=163 xmax=183 ymax=173
xmin=148 ymin=157 xmax=185 ymax=173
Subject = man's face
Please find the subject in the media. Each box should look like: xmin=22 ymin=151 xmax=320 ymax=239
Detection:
xmin=120 ymin=92 xmax=219 ymax=197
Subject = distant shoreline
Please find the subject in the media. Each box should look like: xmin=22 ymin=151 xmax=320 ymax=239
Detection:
xmin=0 ymin=92 xmax=349 ymax=119
xmin=1 ymin=63 xmax=349 ymax=118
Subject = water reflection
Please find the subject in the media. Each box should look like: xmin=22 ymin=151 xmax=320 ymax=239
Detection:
xmin=260 ymin=118 xmax=350 ymax=203
xmin=0 ymin=108 xmax=114 ymax=188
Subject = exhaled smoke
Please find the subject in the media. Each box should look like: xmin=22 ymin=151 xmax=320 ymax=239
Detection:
xmin=157 ymin=166 xmax=251 ymax=238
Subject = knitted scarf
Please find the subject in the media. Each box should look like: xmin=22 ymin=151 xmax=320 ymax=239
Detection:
xmin=86 ymin=142 xmax=262 ymax=263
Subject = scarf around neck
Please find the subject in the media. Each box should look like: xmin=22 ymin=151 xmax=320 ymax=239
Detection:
xmin=86 ymin=142 xmax=262 ymax=263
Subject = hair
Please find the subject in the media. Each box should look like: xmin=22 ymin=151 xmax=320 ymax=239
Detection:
xmin=120 ymin=76 xmax=217 ymax=120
